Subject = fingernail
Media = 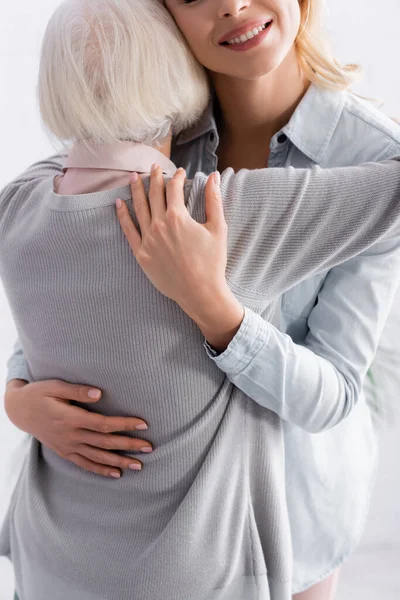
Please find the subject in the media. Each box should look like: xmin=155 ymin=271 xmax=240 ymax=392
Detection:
xmin=136 ymin=423 xmax=148 ymax=430
xmin=116 ymin=198 xmax=122 ymax=209
xmin=88 ymin=389 xmax=101 ymax=398
xmin=151 ymin=163 xmax=159 ymax=172
xmin=110 ymin=472 xmax=120 ymax=478
xmin=130 ymin=172 xmax=138 ymax=183
xmin=214 ymin=171 xmax=221 ymax=186
xmin=141 ymin=447 xmax=153 ymax=453
xmin=129 ymin=463 xmax=142 ymax=471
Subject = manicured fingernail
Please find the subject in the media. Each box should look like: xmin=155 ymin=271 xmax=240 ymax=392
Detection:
xmin=130 ymin=172 xmax=139 ymax=183
xmin=141 ymin=447 xmax=153 ymax=453
xmin=136 ymin=423 xmax=148 ymax=430
xmin=110 ymin=472 xmax=120 ymax=478
xmin=116 ymin=198 xmax=122 ymax=209
xmin=214 ymin=171 xmax=221 ymax=186
xmin=88 ymin=389 xmax=101 ymax=398
xmin=151 ymin=163 xmax=159 ymax=172
xmin=129 ymin=463 xmax=142 ymax=471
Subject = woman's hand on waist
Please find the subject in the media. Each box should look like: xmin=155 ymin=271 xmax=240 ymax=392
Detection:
xmin=4 ymin=379 xmax=152 ymax=479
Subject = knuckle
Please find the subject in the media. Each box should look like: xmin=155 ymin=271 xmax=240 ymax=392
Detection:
xmin=102 ymin=436 xmax=115 ymax=450
xmin=99 ymin=420 xmax=111 ymax=434
xmin=134 ymin=199 xmax=147 ymax=212
xmin=92 ymin=450 xmax=105 ymax=462
xmin=152 ymin=219 xmax=166 ymax=235
xmin=166 ymin=209 xmax=181 ymax=225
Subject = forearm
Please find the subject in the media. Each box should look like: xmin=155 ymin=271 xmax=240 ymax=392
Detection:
xmin=180 ymin=284 xmax=245 ymax=353
xmin=192 ymin=158 xmax=400 ymax=305
xmin=204 ymin=306 xmax=359 ymax=433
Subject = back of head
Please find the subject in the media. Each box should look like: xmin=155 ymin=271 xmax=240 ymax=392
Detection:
xmin=38 ymin=0 xmax=209 ymax=150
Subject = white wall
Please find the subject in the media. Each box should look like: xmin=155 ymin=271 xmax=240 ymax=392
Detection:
xmin=1 ymin=1 xmax=400 ymax=599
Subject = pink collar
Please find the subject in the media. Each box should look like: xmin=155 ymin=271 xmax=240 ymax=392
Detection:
xmin=63 ymin=141 xmax=177 ymax=176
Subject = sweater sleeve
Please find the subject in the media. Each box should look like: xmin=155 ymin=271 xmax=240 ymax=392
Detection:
xmin=2 ymin=154 xmax=65 ymax=385
xmin=192 ymin=158 xmax=400 ymax=302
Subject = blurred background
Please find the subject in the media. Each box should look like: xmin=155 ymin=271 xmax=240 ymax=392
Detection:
xmin=1 ymin=1 xmax=400 ymax=598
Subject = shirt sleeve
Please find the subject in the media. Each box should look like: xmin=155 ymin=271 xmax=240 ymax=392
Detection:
xmin=204 ymin=237 xmax=400 ymax=433
xmin=192 ymin=158 xmax=400 ymax=303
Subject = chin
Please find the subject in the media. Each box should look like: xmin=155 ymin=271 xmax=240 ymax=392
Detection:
xmin=221 ymin=58 xmax=284 ymax=81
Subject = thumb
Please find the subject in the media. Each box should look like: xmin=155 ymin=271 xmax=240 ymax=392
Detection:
xmin=40 ymin=379 xmax=102 ymax=403
xmin=205 ymin=171 xmax=225 ymax=231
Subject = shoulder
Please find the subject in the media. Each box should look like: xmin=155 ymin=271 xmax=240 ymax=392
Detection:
xmin=326 ymin=92 xmax=400 ymax=165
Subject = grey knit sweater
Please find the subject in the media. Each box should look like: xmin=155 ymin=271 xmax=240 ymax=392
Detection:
xmin=2 ymin=156 xmax=400 ymax=600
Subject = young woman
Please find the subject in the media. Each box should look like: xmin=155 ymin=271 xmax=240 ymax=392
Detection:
xmin=3 ymin=0 xmax=400 ymax=599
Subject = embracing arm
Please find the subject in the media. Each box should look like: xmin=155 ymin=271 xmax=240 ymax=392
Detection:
xmin=204 ymin=237 xmax=400 ymax=432
xmin=192 ymin=157 xmax=400 ymax=303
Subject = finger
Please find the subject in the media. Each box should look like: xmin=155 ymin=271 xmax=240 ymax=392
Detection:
xmin=205 ymin=171 xmax=226 ymax=232
xmin=165 ymin=168 xmax=187 ymax=212
xmin=130 ymin=172 xmax=152 ymax=233
xmin=39 ymin=380 xmax=104 ymax=404
xmin=148 ymin=164 xmax=166 ymax=220
xmin=77 ymin=430 xmax=153 ymax=453
xmin=77 ymin=445 xmax=144 ymax=471
xmin=74 ymin=412 xmax=149 ymax=434
xmin=115 ymin=198 xmax=142 ymax=256
xmin=67 ymin=453 xmax=124 ymax=478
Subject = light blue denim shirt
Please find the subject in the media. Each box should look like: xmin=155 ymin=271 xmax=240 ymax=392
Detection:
xmin=6 ymin=84 xmax=400 ymax=593
xmin=172 ymin=83 xmax=400 ymax=592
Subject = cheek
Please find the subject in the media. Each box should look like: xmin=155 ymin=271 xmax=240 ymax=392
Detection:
xmin=170 ymin=16 xmax=214 ymax=67
xmin=283 ymin=0 xmax=302 ymax=41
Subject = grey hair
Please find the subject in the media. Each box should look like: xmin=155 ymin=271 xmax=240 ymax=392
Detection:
xmin=38 ymin=0 xmax=210 ymax=150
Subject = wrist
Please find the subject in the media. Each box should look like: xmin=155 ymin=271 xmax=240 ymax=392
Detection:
xmin=186 ymin=286 xmax=245 ymax=353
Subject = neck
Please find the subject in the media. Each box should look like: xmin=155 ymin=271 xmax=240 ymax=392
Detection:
xmin=154 ymin=135 xmax=172 ymax=159
xmin=210 ymin=47 xmax=310 ymax=143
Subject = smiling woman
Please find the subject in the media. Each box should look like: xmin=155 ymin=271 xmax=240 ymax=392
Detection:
xmin=2 ymin=1 xmax=400 ymax=600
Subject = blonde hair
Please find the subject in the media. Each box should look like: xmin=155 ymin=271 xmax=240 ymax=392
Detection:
xmin=38 ymin=0 xmax=209 ymax=150
xmin=295 ymin=0 xmax=362 ymax=91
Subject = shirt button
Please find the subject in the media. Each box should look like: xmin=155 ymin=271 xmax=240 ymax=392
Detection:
xmin=277 ymin=134 xmax=287 ymax=144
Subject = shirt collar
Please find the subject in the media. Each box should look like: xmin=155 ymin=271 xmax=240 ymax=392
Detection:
xmin=63 ymin=141 xmax=177 ymax=176
xmin=282 ymin=83 xmax=346 ymax=163
xmin=174 ymin=94 xmax=218 ymax=146
xmin=174 ymin=83 xmax=346 ymax=164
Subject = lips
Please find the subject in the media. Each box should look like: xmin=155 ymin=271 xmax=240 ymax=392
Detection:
xmin=218 ymin=19 xmax=273 ymax=45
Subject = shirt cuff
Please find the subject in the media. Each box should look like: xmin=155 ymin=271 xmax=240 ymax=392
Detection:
xmin=203 ymin=305 xmax=268 ymax=374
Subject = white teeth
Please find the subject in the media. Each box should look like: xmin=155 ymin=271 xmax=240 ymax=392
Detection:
xmin=227 ymin=23 xmax=269 ymax=45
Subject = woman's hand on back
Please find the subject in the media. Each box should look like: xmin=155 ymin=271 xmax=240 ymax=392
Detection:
xmin=116 ymin=165 xmax=230 ymax=319
xmin=4 ymin=379 xmax=152 ymax=479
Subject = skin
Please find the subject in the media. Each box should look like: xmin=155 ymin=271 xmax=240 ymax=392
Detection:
xmin=165 ymin=0 xmax=309 ymax=170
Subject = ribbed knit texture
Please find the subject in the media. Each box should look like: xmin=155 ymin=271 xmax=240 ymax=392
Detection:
xmin=2 ymin=156 xmax=400 ymax=599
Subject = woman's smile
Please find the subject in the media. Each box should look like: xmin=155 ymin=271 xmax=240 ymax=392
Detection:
xmin=219 ymin=20 xmax=273 ymax=52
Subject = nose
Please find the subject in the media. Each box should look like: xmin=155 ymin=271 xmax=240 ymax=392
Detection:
xmin=217 ymin=0 xmax=250 ymax=19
